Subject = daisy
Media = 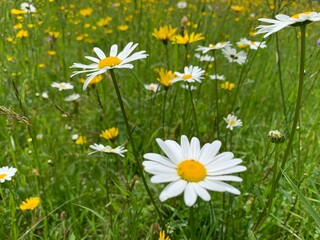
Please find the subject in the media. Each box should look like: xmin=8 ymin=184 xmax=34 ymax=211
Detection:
xmin=171 ymin=65 xmax=205 ymax=84
xmin=70 ymin=42 xmax=148 ymax=90
xmin=177 ymin=1 xmax=187 ymax=9
xmin=224 ymin=114 xmax=243 ymax=130
xmin=20 ymin=2 xmax=37 ymax=13
xmin=209 ymin=74 xmax=225 ymax=81
xmin=194 ymin=53 xmax=215 ymax=62
xmin=144 ymin=83 xmax=160 ymax=93
xmin=236 ymin=38 xmax=267 ymax=50
xmin=256 ymin=12 xmax=320 ymax=38
xmin=51 ymin=82 xmax=74 ymax=91
xmin=196 ymin=41 xmax=232 ymax=53
xmin=222 ymin=47 xmax=247 ymax=65
xmin=143 ymin=135 xmax=246 ymax=207
xmin=89 ymin=143 xmax=127 ymax=157
xmin=19 ymin=197 xmax=40 ymax=211
xmin=64 ymin=93 xmax=80 ymax=102
xmin=0 ymin=166 xmax=17 ymax=183
xmin=181 ymin=84 xmax=197 ymax=91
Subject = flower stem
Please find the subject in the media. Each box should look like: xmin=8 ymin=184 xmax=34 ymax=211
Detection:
xmin=253 ymin=24 xmax=306 ymax=232
xmin=187 ymin=82 xmax=199 ymax=136
xmin=162 ymin=89 xmax=168 ymax=138
xmin=108 ymin=69 xmax=164 ymax=228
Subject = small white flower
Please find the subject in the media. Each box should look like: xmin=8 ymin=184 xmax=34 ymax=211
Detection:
xmin=89 ymin=143 xmax=127 ymax=157
xmin=64 ymin=93 xmax=80 ymax=102
xmin=70 ymin=42 xmax=148 ymax=90
xmin=177 ymin=1 xmax=187 ymax=9
xmin=256 ymin=12 xmax=320 ymax=38
xmin=51 ymin=82 xmax=74 ymax=91
xmin=71 ymin=134 xmax=79 ymax=140
xmin=194 ymin=53 xmax=215 ymax=62
xmin=172 ymin=65 xmax=205 ymax=84
xmin=20 ymin=2 xmax=37 ymax=13
xmin=222 ymin=47 xmax=247 ymax=65
xmin=0 ymin=166 xmax=17 ymax=183
xmin=143 ymin=135 xmax=246 ymax=207
xmin=144 ymin=83 xmax=160 ymax=93
xmin=196 ymin=41 xmax=232 ymax=53
xmin=41 ymin=91 xmax=49 ymax=99
xmin=181 ymin=84 xmax=197 ymax=91
xmin=236 ymin=38 xmax=267 ymax=50
xmin=224 ymin=114 xmax=243 ymax=130
xmin=209 ymin=74 xmax=225 ymax=81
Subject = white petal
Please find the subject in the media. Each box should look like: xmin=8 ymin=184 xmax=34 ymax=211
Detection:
xmin=117 ymin=42 xmax=137 ymax=60
xmin=190 ymin=137 xmax=200 ymax=160
xmin=110 ymin=44 xmax=118 ymax=57
xmin=210 ymin=166 xmax=247 ymax=176
xmin=199 ymin=141 xmax=221 ymax=164
xmin=159 ymin=180 xmax=187 ymax=202
xmin=85 ymin=56 xmax=100 ymax=63
xmin=206 ymin=152 xmax=234 ymax=169
xmin=150 ymin=174 xmax=180 ymax=183
xmin=184 ymin=183 xmax=198 ymax=207
xmin=180 ymin=135 xmax=190 ymax=159
xmin=207 ymin=158 xmax=243 ymax=173
xmin=206 ymin=175 xmax=242 ymax=182
xmin=193 ymin=184 xmax=211 ymax=201
xmin=156 ymin=138 xmax=181 ymax=164
xmin=94 ymin=47 xmax=106 ymax=59
xmin=143 ymin=153 xmax=176 ymax=167
xmin=83 ymin=74 xmax=98 ymax=90
xmin=143 ymin=162 xmax=177 ymax=174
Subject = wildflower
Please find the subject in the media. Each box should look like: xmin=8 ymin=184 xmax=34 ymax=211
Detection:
xmin=143 ymin=135 xmax=246 ymax=207
xmin=41 ymin=91 xmax=49 ymax=99
xmin=80 ymin=75 xmax=103 ymax=87
xmin=144 ymin=83 xmax=160 ymax=93
xmin=80 ymin=7 xmax=93 ymax=17
xmin=89 ymin=144 xmax=127 ymax=157
xmin=75 ymin=136 xmax=86 ymax=145
xmin=16 ymin=30 xmax=28 ymax=38
xmin=70 ymin=42 xmax=148 ymax=90
xmin=256 ymin=12 xmax=320 ymax=38
xmin=177 ymin=1 xmax=187 ymax=9
xmin=220 ymin=81 xmax=235 ymax=90
xmin=268 ymin=130 xmax=286 ymax=143
xmin=51 ymin=82 xmax=74 ymax=91
xmin=231 ymin=5 xmax=245 ymax=12
xmin=0 ymin=167 xmax=17 ymax=183
xmin=156 ymin=68 xmax=176 ymax=88
xmin=236 ymin=38 xmax=267 ymax=50
xmin=65 ymin=93 xmax=80 ymax=102
xmin=100 ymin=127 xmax=119 ymax=140
xmin=19 ymin=197 xmax=40 ymax=211
xmin=97 ymin=17 xmax=112 ymax=27
xmin=48 ymin=50 xmax=56 ymax=56
xmin=11 ymin=9 xmax=27 ymax=15
xmin=117 ymin=25 xmax=129 ymax=31
xmin=194 ymin=53 xmax=214 ymax=62
xmin=159 ymin=230 xmax=171 ymax=240
xmin=224 ymin=114 xmax=243 ymax=130
xmin=172 ymin=65 xmax=205 ymax=84
xmin=152 ymin=25 xmax=177 ymax=44
xmin=210 ymin=74 xmax=225 ymax=81
xmin=181 ymin=84 xmax=196 ymax=91
xmin=222 ymin=47 xmax=247 ymax=65
xmin=174 ymin=31 xmax=204 ymax=45
xmin=20 ymin=3 xmax=37 ymax=13
xmin=196 ymin=41 xmax=232 ymax=53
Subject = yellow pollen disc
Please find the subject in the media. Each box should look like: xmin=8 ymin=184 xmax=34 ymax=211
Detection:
xmin=98 ymin=57 xmax=121 ymax=69
xmin=177 ymin=160 xmax=206 ymax=182
xmin=229 ymin=120 xmax=236 ymax=126
xmin=182 ymin=74 xmax=192 ymax=80
xmin=291 ymin=11 xmax=311 ymax=19
xmin=0 ymin=173 xmax=8 ymax=179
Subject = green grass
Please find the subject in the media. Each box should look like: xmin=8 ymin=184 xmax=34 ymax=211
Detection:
xmin=1 ymin=0 xmax=320 ymax=239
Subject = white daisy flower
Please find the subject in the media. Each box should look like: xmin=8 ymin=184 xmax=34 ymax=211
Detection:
xmin=209 ymin=74 xmax=225 ymax=81
xmin=20 ymin=2 xmax=37 ymax=13
xmin=236 ymin=38 xmax=267 ymax=50
xmin=196 ymin=41 xmax=232 ymax=53
xmin=172 ymin=65 xmax=205 ymax=84
xmin=144 ymin=83 xmax=160 ymax=93
xmin=70 ymin=42 xmax=148 ymax=90
xmin=177 ymin=1 xmax=187 ymax=9
xmin=51 ymin=82 xmax=74 ymax=91
xmin=256 ymin=12 xmax=320 ymax=38
xmin=224 ymin=114 xmax=243 ymax=130
xmin=143 ymin=135 xmax=246 ymax=207
xmin=64 ymin=93 xmax=80 ymax=102
xmin=0 ymin=166 xmax=17 ymax=183
xmin=222 ymin=47 xmax=247 ymax=65
xmin=89 ymin=143 xmax=127 ymax=157
xmin=194 ymin=53 xmax=215 ymax=62
xmin=181 ymin=84 xmax=197 ymax=91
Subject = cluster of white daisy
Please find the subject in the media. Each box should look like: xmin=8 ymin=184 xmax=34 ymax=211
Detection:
xmin=0 ymin=166 xmax=17 ymax=183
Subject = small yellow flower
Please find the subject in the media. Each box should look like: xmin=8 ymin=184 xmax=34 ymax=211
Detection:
xmin=76 ymin=136 xmax=86 ymax=145
xmin=48 ymin=31 xmax=60 ymax=38
xmin=152 ymin=25 xmax=177 ymax=44
xmin=48 ymin=50 xmax=56 ymax=56
xmin=100 ymin=127 xmax=119 ymax=140
xmin=13 ymin=23 xmax=23 ymax=29
xmin=11 ymin=9 xmax=27 ymax=15
xmin=80 ymin=75 xmax=103 ymax=86
xmin=38 ymin=63 xmax=45 ymax=68
xmin=6 ymin=37 xmax=14 ymax=43
xmin=80 ymin=7 xmax=93 ymax=17
xmin=231 ymin=5 xmax=245 ymax=12
xmin=156 ymin=68 xmax=176 ymax=87
xmin=174 ymin=31 xmax=204 ymax=45
xmin=97 ymin=17 xmax=112 ymax=27
xmin=6 ymin=56 xmax=13 ymax=62
xmin=19 ymin=197 xmax=40 ymax=211
xmin=159 ymin=230 xmax=171 ymax=240
xmin=220 ymin=81 xmax=235 ymax=90
xmin=16 ymin=30 xmax=28 ymax=38
xmin=117 ymin=25 xmax=129 ymax=31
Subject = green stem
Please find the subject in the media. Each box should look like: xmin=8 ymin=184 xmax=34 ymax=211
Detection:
xmin=187 ymin=82 xmax=199 ymax=136
xmin=162 ymin=89 xmax=168 ymax=138
xmin=189 ymin=206 xmax=196 ymax=240
xmin=213 ymin=51 xmax=220 ymax=139
xmin=108 ymin=69 xmax=164 ymax=228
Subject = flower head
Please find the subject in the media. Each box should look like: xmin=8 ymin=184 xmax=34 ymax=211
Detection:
xmin=70 ymin=42 xmax=148 ymax=90
xmin=51 ymin=82 xmax=74 ymax=91
xmin=159 ymin=230 xmax=171 ymax=240
xmin=19 ymin=197 xmax=40 ymax=211
xmin=156 ymin=68 xmax=176 ymax=88
xmin=222 ymin=47 xmax=247 ymax=65
xmin=256 ymin=12 xmax=320 ymax=38
xmin=174 ymin=31 xmax=204 ymax=45
xmin=172 ymin=65 xmax=205 ymax=84
xmin=196 ymin=41 xmax=231 ymax=53
xmin=152 ymin=25 xmax=177 ymax=44
xmin=194 ymin=53 xmax=215 ymax=62
xmin=220 ymin=81 xmax=235 ymax=90
xmin=144 ymin=83 xmax=160 ymax=93
xmin=268 ymin=130 xmax=286 ymax=143
xmin=65 ymin=93 xmax=80 ymax=102
xmin=143 ymin=135 xmax=246 ymax=207
xmin=224 ymin=114 xmax=243 ymax=130
xmin=75 ymin=136 xmax=86 ymax=145
xmin=0 ymin=167 xmax=17 ymax=183
xmin=100 ymin=127 xmax=119 ymax=140
xmin=20 ymin=3 xmax=37 ymax=13
xmin=236 ymin=38 xmax=267 ymax=50
xmin=89 ymin=143 xmax=127 ymax=157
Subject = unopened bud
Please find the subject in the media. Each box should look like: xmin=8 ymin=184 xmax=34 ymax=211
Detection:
xmin=268 ymin=130 xmax=286 ymax=143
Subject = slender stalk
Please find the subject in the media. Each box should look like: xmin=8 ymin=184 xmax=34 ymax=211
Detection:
xmin=253 ymin=24 xmax=307 ymax=232
xmin=187 ymin=82 xmax=199 ymax=136
xmin=108 ymin=69 xmax=164 ymax=228
xmin=162 ymin=89 xmax=168 ymax=138
xmin=213 ymin=51 xmax=220 ymax=138
xmin=189 ymin=206 xmax=196 ymax=240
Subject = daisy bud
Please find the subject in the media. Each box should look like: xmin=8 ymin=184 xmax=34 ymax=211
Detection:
xmin=268 ymin=130 xmax=286 ymax=143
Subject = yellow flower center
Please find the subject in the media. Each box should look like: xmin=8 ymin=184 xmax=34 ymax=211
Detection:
xmin=177 ymin=160 xmax=206 ymax=182
xmin=98 ymin=57 xmax=121 ymax=69
xmin=291 ymin=11 xmax=312 ymax=19
xmin=229 ymin=120 xmax=236 ymax=126
xmin=182 ymin=74 xmax=192 ymax=80
xmin=0 ymin=173 xmax=8 ymax=179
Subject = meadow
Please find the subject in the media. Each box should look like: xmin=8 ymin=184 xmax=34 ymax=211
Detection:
xmin=1 ymin=0 xmax=320 ymax=239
